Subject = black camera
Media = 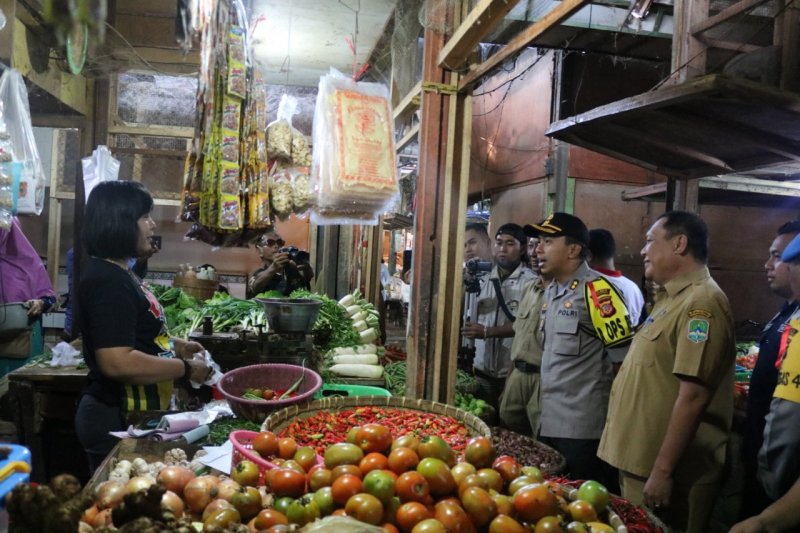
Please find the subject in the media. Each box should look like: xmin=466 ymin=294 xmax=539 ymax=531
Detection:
xmin=279 ymin=246 xmax=301 ymax=260
xmin=465 ymin=259 xmax=492 ymax=274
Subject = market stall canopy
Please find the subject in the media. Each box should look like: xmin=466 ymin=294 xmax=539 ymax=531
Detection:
xmin=545 ymin=74 xmax=800 ymax=179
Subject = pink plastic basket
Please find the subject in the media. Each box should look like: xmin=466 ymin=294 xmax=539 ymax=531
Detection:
xmin=217 ymin=363 xmax=323 ymax=423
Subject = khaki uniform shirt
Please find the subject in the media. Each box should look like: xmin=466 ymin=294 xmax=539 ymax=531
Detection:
xmin=474 ymin=264 xmax=537 ymax=378
xmin=598 ymin=267 xmax=735 ymax=485
xmin=539 ymin=262 xmax=613 ymax=440
xmin=510 ymin=276 xmax=546 ymax=366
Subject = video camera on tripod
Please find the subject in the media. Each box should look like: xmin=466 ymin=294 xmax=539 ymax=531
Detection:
xmin=459 ymin=259 xmax=493 ymax=370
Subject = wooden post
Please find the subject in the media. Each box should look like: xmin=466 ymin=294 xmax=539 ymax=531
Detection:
xmin=0 ymin=0 xmax=14 ymax=67
xmin=407 ymin=0 xmax=471 ymax=402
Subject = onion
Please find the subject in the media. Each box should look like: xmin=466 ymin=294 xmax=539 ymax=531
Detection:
xmin=183 ymin=474 xmax=220 ymax=513
xmin=94 ymin=480 xmax=126 ymax=509
xmin=157 ymin=466 xmax=196 ymax=496
xmin=202 ymin=498 xmax=235 ymax=521
xmin=126 ymin=475 xmax=155 ymax=494
xmin=216 ymin=478 xmax=241 ymax=502
xmin=161 ymin=490 xmax=185 ymax=519
xmin=80 ymin=504 xmax=99 ymax=525
xmin=92 ymin=508 xmax=114 ymax=528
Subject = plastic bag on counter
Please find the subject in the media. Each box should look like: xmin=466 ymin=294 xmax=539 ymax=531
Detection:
xmin=266 ymin=94 xmax=297 ymax=161
xmin=311 ymin=68 xmax=399 ymax=226
xmin=0 ymin=69 xmax=45 ymax=215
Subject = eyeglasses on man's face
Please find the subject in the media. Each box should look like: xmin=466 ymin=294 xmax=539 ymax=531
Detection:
xmin=259 ymin=238 xmax=285 ymax=248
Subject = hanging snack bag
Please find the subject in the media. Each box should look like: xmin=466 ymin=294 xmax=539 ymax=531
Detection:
xmin=291 ymin=166 xmax=312 ymax=216
xmin=311 ymin=69 xmax=399 ymax=225
xmin=291 ymin=130 xmax=312 ymax=167
xmin=269 ymin=162 xmax=294 ymax=220
xmin=226 ymin=27 xmax=247 ymax=99
xmin=266 ymin=94 xmax=298 ymax=161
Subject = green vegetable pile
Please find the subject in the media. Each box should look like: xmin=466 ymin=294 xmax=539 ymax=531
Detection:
xmin=384 ymin=361 xmax=407 ymax=396
xmin=289 ymin=289 xmax=360 ymax=353
xmin=204 ymin=417 xmax=261 ymax=446
xmin=149 ymin=285 xmax=265 ymax=338
xmin=454 ymin=391 xmax=488 ymax=416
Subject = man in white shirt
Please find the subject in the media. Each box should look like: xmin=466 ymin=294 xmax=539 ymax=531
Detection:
xmin=588 ymin=228 xmax=645 ymax=327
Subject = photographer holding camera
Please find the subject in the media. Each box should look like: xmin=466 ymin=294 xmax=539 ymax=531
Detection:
xmin=247 ymin=231 xmax=312 ymax=298
xmin=460 ymin=223 xmax=537 ymax=411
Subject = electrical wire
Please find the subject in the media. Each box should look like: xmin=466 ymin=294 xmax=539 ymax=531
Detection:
xmin=104 ymin=22 xmax=199 ymax=77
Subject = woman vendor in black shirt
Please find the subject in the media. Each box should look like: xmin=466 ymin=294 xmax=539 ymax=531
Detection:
xmin=75 ymin=181 xmax=212 ymax=472
xmin=246 ymin=230 xmax=311 ymax=298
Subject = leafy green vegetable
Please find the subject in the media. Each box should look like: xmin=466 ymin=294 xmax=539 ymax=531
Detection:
xmin=290 ymin=289 xmax=360 ymax=352
xmin=204 ymin=417 xmax=262 ymax=446
xmin=255 ymin=290 xmax=285 ymax=299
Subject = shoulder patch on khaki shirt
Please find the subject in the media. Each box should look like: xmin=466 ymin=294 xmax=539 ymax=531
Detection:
xmin=688 ymin=318 xmax=710 ymax=343
xmin=688 ymin=309 xmax=712 ymax=318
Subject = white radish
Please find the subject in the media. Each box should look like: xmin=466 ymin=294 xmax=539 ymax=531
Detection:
xmin=351 ymin=320 xmax=368 ymax=332
xmin=329 ymin=364 xmax=384 ymax=379
xmin=330 ymin=344 xmax=378 ymax=356
xmin=359 ymin=328 xmax=378 ymax=344
xmin=345 ymin=305 xmax=362 ymax=317
xmin=339 ymin=294 xmax=356 ymax=307
xmin=350 ymin=311 xmax=368 ymax=323
xmin=332 ymin=353 xmax=379 ymax=365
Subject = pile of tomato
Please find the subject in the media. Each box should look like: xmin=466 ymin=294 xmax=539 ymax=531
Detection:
xmin=221 ymin=423 xmax=625 ymax=532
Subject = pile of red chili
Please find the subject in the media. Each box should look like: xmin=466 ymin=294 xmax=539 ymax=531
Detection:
xmin=276 ymin=406 xmax=471 ymax=455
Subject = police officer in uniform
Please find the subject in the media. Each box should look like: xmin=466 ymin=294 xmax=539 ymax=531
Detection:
xmin=498 ymin=266 xmax=551 ymax=436
xmin=740 ymin=221 xmax=800 ymax=520
xmin=529 ymin=213 xmax=628 ymax=488
xmin=598 ymin=211 xmax=735 ymax=533
xmin=461 ymin=223 xmax=536 ymax=411
xmin=733 ymin=231 xmax=800 ymax=532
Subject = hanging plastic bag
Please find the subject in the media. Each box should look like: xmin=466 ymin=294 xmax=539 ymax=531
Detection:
xmin=311 ymin=68 xmax=399 ymax=225
xmin=0 ymin=69 xmax=45 ymax=215
xmin=266 ymin=94 xmax=297 ymax=161
xmin=82 ymin=145 xmax=120 ymax=202
xmin=269 ymin=162 xmax=294 ymax=220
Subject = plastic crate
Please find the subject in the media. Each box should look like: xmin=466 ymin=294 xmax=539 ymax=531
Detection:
xmin=315 ymin=383 xmax=392 ymax=399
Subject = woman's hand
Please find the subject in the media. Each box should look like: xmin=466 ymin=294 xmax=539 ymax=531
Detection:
xmin=24 ymin=299 xmax=45 ymax=317
xmin=187 ymin=358 xmax=213 ymax=384
xmin=173 ymin=338 xmax=205 ymax=359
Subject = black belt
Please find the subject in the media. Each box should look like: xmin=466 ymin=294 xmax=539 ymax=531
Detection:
xmin=514 ymin=360 xmax=540 ymax=374
xmin=472 ymin=367 xmax=504 ymax=382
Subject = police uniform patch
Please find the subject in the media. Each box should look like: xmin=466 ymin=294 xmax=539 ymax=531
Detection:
xmin=688 ymin=309 xmax=712 ymax=318
xmin=688 ymin=319 xmax=710 ymax=343
xmin=564 ymin=302 xmax=572 ymax=309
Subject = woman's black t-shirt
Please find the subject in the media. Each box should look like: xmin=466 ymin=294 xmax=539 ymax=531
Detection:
xmin=78 ymin=258 xmax=175 ymax=410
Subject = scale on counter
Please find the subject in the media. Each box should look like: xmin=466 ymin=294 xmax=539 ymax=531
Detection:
xmin=189 ymin=298 xmax=323 ymax=372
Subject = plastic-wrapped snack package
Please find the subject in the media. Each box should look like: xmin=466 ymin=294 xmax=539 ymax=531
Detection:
xmin=266 ymin=94 xmax=297 ymax=161
xmin=291 ymin=130 xmax=312 ymax=167
xmin=311 ymin=69 xmax=399 ymax=225
xmin=291 ymin=166 xmax=312 ymax=217
xmin=226 ymin=27 xmax=247 ymax=99
xmin=217 ymin=161 xmax=242 ymax=230
xmin=269 ymin=162 xmax=294 ymax=220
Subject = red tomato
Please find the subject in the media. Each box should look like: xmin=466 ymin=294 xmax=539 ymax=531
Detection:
xmin=269 ymin=468 xmax=307 ymax=498
xmin=308 ymin=467 xmax=333 ymax=491
xmin=388 ymin=447 xmax=420 ymax=475
xmin=332 ymin=464 xmax=363 ymax=481
xmin=411 ymin=519 xmax=447 ymax=533
xmin=278 ymin=437 xmax=298 ymax=460
xmin=345 ymin=493 xmax=385 ymax=525
xmin=460 ymin=486 xmax=497 ymax=527
xmin=493 ymin=456 xmax=522 ymax=483
xmin=396 ymin=501 xmax=434 ymax=533
xmin=253 ymin=508 xmax=289 ymax=529
xmin=392 ymin=434 xmax=421 ymax=452
xmin=360 ymin=452 xmax=390 ymax=475
xmin=230 ymin=485 xmax=262 ymax=521
xmin=356 ymin=424 xmax=394 ymax=454
xmin=416 ymin=458 xmax=456 ymax=497
xmin=417 ymin=436 xmax=456 ymax=467
xmin=383 ymin=523 xmax=401 ymax=533
xmin=294 ymin=446 xmax=318 ymax=472
xmin=395 ymin=471 xmax=431 ymax=503
xmin=463 ymin=436 xmax=495 ymax=469
xmin=476 ymin=468 xmax=504 ymax=493
xmin=489 ymin=514 xmax=527 ymax=533
xmin=433 ymin=500 xmax=474 ymax=533
xmin=331 ymin=474 xmax=363 ymax=505
xmin=513 ymin=483 xmax=560 ymax=523
xmin=231 ymin=460 xmax=260 ymax=487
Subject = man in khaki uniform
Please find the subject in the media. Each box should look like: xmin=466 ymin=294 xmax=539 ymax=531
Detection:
xmin=498 ymin=268 xmax=551 ymax=435
xmin=598 ymin=211 xmax=735 ymax=533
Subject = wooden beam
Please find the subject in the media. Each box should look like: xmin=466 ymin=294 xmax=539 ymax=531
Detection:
xmin=696 ymin=36 xmax=761 ymax=53
xmin=670 ymin=0 xmax=708 ymax=83
xmin=603 ymin=122 xmax=735 ymax=172
xmin=438 ymin=0 xmax=522 ymax=70
xmin=690 ymin=0 xmax=773 ymax=36
xmin=109 ymin=120 xmax=195 ymax=138
xmin=0 ymin=0 xmax=15 ymax=66
xmin=396 ymin=124 xmax=420 ymax=152
xmin=622 ymin=182 xmax=668 ymax=200
xmin=458 ymin=0 xmax=590 ymax=92
xmin=393 ymin=81 xmax=422 ymax=121
xmin=52 ymin=189 xmax=181 ymax=206
xmin=109 ymin=146 xmax=188 ymax=158
xmin=700 ymin=175 xmax=800 ymax=196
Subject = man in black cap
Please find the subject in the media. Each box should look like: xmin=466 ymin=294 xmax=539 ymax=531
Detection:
xmin=526 ymin=212 xmax=631 ymax=490
xmin=460 ymin=223 xmax=537 ymax=411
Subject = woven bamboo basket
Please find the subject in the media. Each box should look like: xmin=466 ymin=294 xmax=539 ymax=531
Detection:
xmin=172 ymin=274 xmax=219 ymax=301
xmin=261 ymin=395 xmax=492 ymax=442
